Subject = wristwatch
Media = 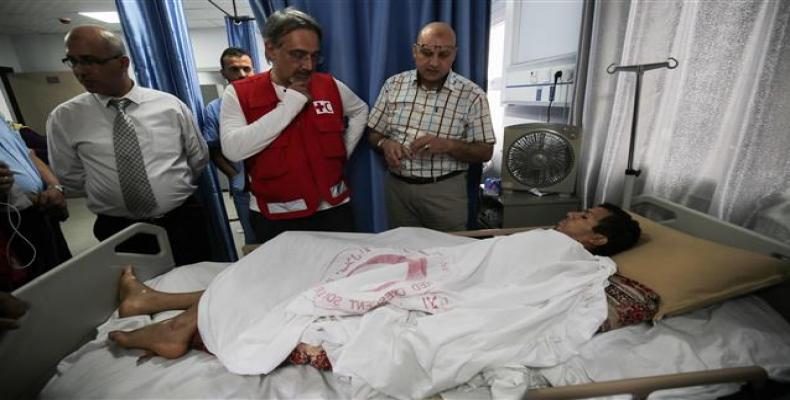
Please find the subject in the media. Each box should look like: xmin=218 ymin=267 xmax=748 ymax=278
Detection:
xmin=51 ymin=184 xmax=65 ymax=194
xmin=376 ymin=138 xmax=388 ymax=149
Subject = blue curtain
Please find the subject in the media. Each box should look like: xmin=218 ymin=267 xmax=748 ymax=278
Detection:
xmin=224 ymin=16 xmax=265 ymax=72
xmin=249 ymin=0 xmax=491 ymax=232
xmin=116 ymin=0 xmax=237 ymax=262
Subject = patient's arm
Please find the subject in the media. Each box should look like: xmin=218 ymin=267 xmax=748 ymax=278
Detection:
xmin=118 ymin=266 xmax=203 ymax=318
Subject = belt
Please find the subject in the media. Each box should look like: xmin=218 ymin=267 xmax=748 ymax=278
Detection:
xmin=105 ymin=195 xmax=199 ymax=222
xmin=389 ymin=170 xmax=464 ymax=185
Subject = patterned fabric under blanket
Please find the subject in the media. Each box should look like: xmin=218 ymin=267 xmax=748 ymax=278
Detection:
xmin=599 ymin=274 xmax=660 ymax=332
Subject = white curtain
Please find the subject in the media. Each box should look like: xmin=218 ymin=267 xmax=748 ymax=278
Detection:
xmin=580 ymin=0 xmax=790 ymax=242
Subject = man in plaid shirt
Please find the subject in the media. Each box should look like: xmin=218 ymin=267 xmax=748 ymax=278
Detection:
xmin=368 ymin=22 xmax=495 ymax=232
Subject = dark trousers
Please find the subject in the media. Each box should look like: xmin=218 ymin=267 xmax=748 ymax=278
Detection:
xmin=0 ymin=207 xmax=72 ymax=290
xmin=250 ymin=202 xmax=355 ymax=243
xmin=93 ymin=196 xmax=211 ymax=266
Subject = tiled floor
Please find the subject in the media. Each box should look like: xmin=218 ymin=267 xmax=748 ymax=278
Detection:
xmin=61 ymin=195 xmax=247 ymax=259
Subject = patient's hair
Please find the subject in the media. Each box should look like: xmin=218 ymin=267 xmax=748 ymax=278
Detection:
xmin=220 ymin=47 xmax=251 ymax=69
xmin=262 ymin=7 xmax=322 ymax=46
xmin=591 ymin=203 xmax=641 ymax=256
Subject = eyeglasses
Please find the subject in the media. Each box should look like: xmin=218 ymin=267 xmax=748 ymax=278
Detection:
xmin=61 ymin=55 xmax=123 ymax=68
xmin=285 ymin=50 xmax=324 ymax=65
xmin=413 ymin=43 xmax=457 ymax=60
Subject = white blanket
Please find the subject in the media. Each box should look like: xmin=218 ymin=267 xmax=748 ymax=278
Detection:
xmin=198 ymin=228 xmax=615 ymax=399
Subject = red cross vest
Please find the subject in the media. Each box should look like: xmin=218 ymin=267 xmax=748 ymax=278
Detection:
xmin=233 ymin=71 xmax=349 ymax=220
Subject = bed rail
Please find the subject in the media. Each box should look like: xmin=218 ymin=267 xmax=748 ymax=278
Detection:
xmin=526 ymin=366 xmax=767 ymax=400
xmin=631 ymin=194 xmax=790 ymax=259
xmin=0 ymin=223 xmax=175 ymax=400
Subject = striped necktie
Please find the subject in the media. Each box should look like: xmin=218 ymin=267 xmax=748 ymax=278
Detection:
xmin=108 ymin=98 xmax=158 ymax=217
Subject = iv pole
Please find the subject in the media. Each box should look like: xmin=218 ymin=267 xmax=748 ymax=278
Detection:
xmin=606 ymin=57 xmax=678 ymax=209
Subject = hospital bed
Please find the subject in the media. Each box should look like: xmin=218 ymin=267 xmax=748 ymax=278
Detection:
xmin=0 ymin=194 xmax=788 ymax=399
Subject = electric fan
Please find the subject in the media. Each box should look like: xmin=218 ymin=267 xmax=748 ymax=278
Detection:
xmin=501 ymin=123 xmax=581 ymax=194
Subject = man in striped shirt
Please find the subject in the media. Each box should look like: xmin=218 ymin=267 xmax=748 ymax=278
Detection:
xmin=368 ymin=22 xmax=495 ymax=232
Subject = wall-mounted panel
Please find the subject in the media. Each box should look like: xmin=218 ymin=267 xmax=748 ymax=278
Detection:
xmin=503 ymin=0 xmax=583 ymax=108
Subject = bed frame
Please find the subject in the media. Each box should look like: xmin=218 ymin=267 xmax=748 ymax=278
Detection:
xmin=0 ymin=223 xmax=175 ymax=399
xmin=0 ymin=195 xmax=788 ymax=399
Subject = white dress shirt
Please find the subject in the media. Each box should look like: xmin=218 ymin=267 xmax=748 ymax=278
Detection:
xmin=47 ymin=84 xmax=209 ymax=218
xmin=220 ymin=77 xmax=369 ymax=213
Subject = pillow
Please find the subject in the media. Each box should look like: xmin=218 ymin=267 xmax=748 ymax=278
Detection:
xmin=612 ymin=213 xmax=790 ymax=319
xmin=599 ymin=273 xmax=660 ymax=332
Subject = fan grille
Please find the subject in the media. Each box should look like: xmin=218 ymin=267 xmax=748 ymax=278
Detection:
xmin=505 ymin=130 xmax=575 ymax=188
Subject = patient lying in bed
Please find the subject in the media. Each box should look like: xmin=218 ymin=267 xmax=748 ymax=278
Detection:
xmin=110 ymin=204 xmax=640 ymax=398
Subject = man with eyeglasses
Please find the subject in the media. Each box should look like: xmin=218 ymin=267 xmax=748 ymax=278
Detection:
xmin=219 ymin=8 xmax=369 ymax=243
xmin=202 ymin=47 xmax=256 ymax=247
xmin=368 ymin=22 xmax=495 ymax=232
xmin=47 ymin=26 xmax=211 ymax=266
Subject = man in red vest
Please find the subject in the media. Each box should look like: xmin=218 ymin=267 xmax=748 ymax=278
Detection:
xmin=219 ymin=8 xmax=369 ymax=243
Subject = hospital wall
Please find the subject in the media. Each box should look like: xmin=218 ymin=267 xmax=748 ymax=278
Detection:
xmin=0 ymin=35 xmax=21 ymax=72
xmin=0 ymin=28 xmax=232 ymax=133
xmin=0 ymin=28 xmax=230 ymax=74
xmin=0 ymin=35 xmax=20 ymax=119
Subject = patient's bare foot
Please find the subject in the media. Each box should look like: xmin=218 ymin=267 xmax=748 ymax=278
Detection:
xmin=118 ymin=265 xmax=161 ymax=318
xmin=109 ymin=313 xmax=195 ymax=359
xmin=117 ymin=266 xmax=203 ymax=318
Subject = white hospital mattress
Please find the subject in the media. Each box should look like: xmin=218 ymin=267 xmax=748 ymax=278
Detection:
xmin=40 ymin=229 xmax=790 ymax=399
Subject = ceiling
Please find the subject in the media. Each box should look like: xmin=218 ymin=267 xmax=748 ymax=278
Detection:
xmin=0 ymin=0 xmax=256 ymax=35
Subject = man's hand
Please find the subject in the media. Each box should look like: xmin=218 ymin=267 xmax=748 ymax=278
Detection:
xmin=409 ymin=136 xmax=493 ymax=163
xmin=0 ymin=161 xmax=14 ymax=196
xmin=410 ymin=135 xmax=454 ymax=156
xmin=0 ymin=292 xmax=29 ymax=331
xmin=288 ymin=76 xmax=312 ymax=102
xmin=380 ymin=139 xmax=412 ymax=169
xmin=33 ymin=186 xmax=66 ymax=210
xmin=209 ymin=151 xmax=239 ymax=179
xmin=33 ymin=186 xmax=69 ymax=221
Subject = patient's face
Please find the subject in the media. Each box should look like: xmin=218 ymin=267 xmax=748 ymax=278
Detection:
xmin=555 ymin=207 xmax=611 ymax=248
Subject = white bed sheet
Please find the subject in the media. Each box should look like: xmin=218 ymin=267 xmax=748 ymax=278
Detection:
xmin=40 ymin=228 xmax=790 ymax=399
xmin=537 ymin=295 xmax=790 ymax=399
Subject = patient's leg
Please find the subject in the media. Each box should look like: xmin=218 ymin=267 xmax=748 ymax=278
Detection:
xmin=118 ymin=265 xmax=203 ymax=318
xmin=109 ymin=304 xmax=198 ymax=359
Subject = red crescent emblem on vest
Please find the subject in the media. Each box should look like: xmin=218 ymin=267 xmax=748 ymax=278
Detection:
xmin=313 ymin=100 xmax=334 ymax=115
